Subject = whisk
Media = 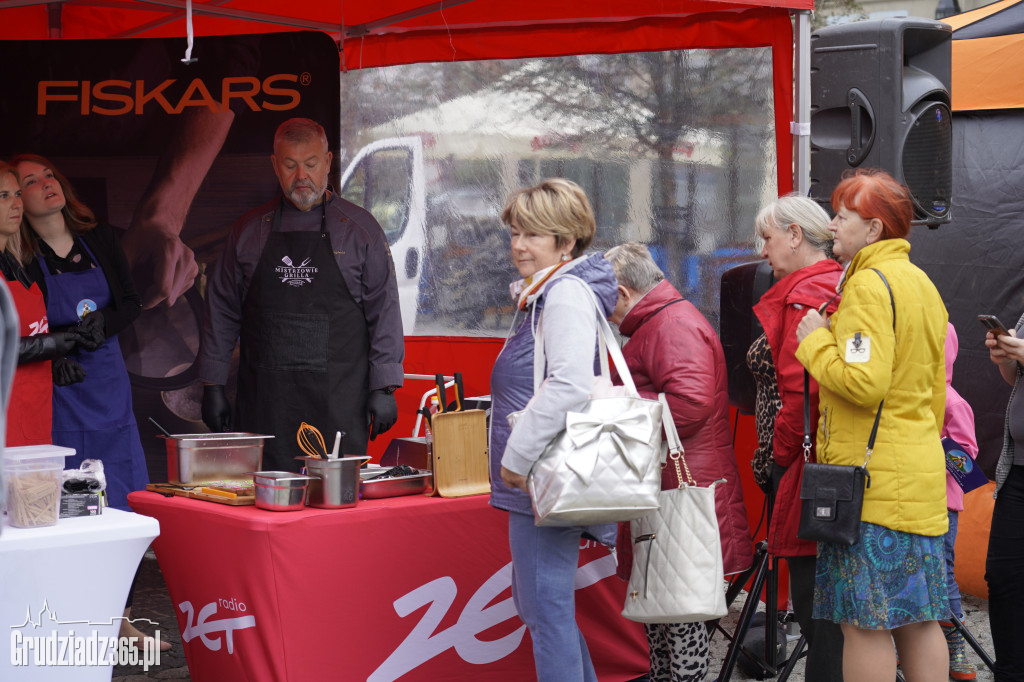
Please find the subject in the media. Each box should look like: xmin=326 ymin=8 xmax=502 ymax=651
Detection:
xmin=297 ymin=422 xmax=328 ymax=459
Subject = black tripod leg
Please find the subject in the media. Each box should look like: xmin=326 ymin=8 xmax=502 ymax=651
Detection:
xmin=764 ymin=551 xmax=780 ymax=670
xmin=951 ymin=612 xmax=995 ymax=671
xmin=719 ymin=541 xmax=773 ymax=681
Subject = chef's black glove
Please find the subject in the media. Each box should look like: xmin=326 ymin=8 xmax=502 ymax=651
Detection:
xmin=53 ymin=357 xmax=87 ymax=386
xmin=201 ymin=384 xmax=233 ymax=432
xmin=367 ymin=390 xmax=398 ymax=441
xmin=18 ymin=332 xmax=79 ymax=363
xmin=75 ymin=310 xmax=106 ymax=351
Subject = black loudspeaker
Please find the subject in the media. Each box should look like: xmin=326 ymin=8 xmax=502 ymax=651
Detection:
xmin=810 ymin=18 xmax=952 ymax=226
xmin=720 ymin=260 xmax=775 ymax=414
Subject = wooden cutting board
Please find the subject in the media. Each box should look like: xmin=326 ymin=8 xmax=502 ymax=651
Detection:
xmin=429 ymin=409 xmax=490 ymax=497
xmin=146 ymin=483 xmax=256 ymax=506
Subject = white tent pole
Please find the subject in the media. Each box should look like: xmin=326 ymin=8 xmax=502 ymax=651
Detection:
xmin=793 ymin=9 xmax=812 ymax=196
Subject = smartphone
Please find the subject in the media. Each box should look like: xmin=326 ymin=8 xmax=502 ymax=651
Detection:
xmin=978 ymin=314 xmax=1010 ymax=337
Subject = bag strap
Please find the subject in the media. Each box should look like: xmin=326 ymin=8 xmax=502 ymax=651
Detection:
xmin=658 ymin=393 xmax=695 ymax=487
xmin=802 ymin=268 xmax=895 ymax=469
xmin=530 ymin=274 xmax=639 ymax=397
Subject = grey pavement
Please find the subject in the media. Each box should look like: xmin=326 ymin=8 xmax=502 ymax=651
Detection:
xmin=113 ymin=550 xmax=997 ymax=681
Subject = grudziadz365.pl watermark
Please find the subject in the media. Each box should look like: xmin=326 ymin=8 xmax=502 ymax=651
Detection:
xmin=11 ymin=630 xmax=162 ymax=671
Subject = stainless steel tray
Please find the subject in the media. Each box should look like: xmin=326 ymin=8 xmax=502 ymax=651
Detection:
xmin=360 ymin=471 xmax=432 ymax=499
xmin=163 ymin=432 xmax=273 ymax=484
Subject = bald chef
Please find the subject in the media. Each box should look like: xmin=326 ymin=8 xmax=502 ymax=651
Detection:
xmin=198 ymin=117 xmax=404 ymax=471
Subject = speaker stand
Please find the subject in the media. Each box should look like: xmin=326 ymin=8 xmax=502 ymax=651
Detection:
xmin=714 ymin=539 xmax=797 ymax=681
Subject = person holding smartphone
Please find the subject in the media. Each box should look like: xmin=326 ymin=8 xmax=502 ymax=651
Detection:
xmin=984 ymin=312 xmax=1024 ymax=681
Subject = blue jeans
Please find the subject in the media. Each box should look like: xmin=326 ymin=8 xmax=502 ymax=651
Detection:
xmin=508 ymin=511 xmax=598 ymax=682
xmin=943 ymin=510 xmax=962 ymax=619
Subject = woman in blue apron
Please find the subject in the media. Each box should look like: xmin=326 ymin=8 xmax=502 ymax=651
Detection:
xmin=14 ymin=154 xmax=168 ymax=651
xmin=15 ymin=154 xmax=147 ymax=509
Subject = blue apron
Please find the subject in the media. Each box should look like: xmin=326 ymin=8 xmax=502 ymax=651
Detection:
xmin=37 ymin=237 xmax=148 ymax=510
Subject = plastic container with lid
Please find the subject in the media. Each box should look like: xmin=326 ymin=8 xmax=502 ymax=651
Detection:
xmin=3 ymin=445 xmax=75 ymax=528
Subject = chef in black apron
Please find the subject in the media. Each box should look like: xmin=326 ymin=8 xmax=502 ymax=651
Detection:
xmin=199 ymin=118 xmax=404 ymax=471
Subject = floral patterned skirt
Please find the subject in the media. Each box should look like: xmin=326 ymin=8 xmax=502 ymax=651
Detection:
xmin=812 ymin=521 xmax=949 ymax=629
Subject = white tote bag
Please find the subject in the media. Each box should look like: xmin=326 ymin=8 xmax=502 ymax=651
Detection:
xmin=519 ymin=276 xmax=664 ymax=527
xmin=622 ymin=394 xmax=727 ymax=623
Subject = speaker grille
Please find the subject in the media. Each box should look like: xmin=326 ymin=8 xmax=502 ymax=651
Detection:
xmin=903 ymin=101 xmax=952 ymax=221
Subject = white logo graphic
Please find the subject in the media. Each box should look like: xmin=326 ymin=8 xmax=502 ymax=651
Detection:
xmin=369 ymin=549 xmax=616 ymax=681
xmin=28 ymin=315 xmax=48 ymax=336
xmin=276 ymin=255 xmax=317 ymax=287
xmin=179 ymin=599 xmax=256 ymax=654
xmin=10 ymin=601 xmax=162 ymax=671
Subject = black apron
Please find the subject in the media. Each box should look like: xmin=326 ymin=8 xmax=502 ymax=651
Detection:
xmin=237 ymin=196 xmax=370 ymax=472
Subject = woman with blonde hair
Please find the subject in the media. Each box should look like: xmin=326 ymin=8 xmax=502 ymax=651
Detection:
xmin=0 ymin=161 xmax=86 ymax=446
xmin=796 ymin=168 xmax=949 ymax=681
xmin=490 ymin=178 xmax=618 ymax=681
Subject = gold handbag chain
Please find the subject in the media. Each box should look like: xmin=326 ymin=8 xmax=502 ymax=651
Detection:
xmin=670 ymin=449 xmax=696 ymax=488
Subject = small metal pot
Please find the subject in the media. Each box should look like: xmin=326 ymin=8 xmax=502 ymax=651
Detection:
xmin=298 ymin=456 xmax=369 ymax=509
xmin=253 ymin=471 xmax=315 ymax=511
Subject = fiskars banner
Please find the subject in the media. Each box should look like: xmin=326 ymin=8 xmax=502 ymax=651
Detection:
xmin=0 ymin=31 xmax=341 ymax=470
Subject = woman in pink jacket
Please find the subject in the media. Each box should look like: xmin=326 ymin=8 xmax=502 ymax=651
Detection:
xmin=607 ymin=242 xmax=752 ymax=681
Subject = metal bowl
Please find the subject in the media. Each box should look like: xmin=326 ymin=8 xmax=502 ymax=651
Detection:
xmin=253 ymin=471 xmax=315 ymax=511
xmin=360 ymin=471 xmax=432 ymax=499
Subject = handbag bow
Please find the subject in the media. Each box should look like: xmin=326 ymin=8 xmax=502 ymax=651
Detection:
xmin=564 ymin=407 xmax=655 ymax=483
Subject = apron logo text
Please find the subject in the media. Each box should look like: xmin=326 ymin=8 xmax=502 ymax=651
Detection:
xmin=276 ymin=255 xmax=317 ymax=287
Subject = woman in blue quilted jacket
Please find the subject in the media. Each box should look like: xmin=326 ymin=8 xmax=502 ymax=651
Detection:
xmin=488 ymin=178 xmax=620 ymax=682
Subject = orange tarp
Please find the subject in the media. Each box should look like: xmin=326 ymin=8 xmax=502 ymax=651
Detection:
xmin=945 ymin=0 xmax=1024 ymax=111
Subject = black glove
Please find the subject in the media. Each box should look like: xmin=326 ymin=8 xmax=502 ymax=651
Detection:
xmin=75 ymin=310 xmax=106 ymax=351
xmin=53 ymin=357 xmax=87 ymax=386
xmin=18 ymin=332 xmax=79 ymax=364
xmin=201 ymin=384 xmax=233 ymax=432
xmin=366 ymin=389 xmax=398 ymax=441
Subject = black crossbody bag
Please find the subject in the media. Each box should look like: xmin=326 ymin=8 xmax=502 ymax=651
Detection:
xmin=797 ymin=269 xmax=893 ymax=546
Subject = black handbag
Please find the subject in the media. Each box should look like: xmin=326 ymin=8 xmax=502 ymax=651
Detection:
xmin=797 ymin=268 xmax=893 ymax=546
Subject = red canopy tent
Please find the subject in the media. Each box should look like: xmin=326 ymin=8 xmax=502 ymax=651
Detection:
xmin=0 ymin=0 xmax=800 ymax=466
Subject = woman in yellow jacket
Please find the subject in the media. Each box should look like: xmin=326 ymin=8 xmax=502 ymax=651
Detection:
xmin=796 ymin=168 xmax=950 ymax=682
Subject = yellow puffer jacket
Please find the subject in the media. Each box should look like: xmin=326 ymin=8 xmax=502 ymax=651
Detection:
xmin=795 ymin=239 xmax=948 ymax=536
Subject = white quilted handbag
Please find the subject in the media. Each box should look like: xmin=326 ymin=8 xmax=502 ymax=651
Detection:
xmin=621 ymin=394 xmax=727 ymax=623
xmin=522 ymin=276 xmax=664 ymax=527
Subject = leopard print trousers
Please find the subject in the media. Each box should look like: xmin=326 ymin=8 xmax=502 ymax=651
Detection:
xmin=645 ymin=621 xmax=710 ymax=681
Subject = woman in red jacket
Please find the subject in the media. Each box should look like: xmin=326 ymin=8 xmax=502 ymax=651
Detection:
xmin=607 ymin=241 xmax=752 ymax=681
xmin=749 ymin=194 xmax=843 ymax=680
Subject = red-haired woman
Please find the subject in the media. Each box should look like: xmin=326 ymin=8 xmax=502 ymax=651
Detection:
xmin=795 ymin=168 xmax=950 ymax=681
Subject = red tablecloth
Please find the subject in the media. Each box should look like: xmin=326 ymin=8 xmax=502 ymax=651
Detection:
xmin=127 ymin=490 xmax=647 ymax=681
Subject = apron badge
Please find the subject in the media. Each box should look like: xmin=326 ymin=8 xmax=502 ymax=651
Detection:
xmin=76 ymin=299 xmax=98 ymax=321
